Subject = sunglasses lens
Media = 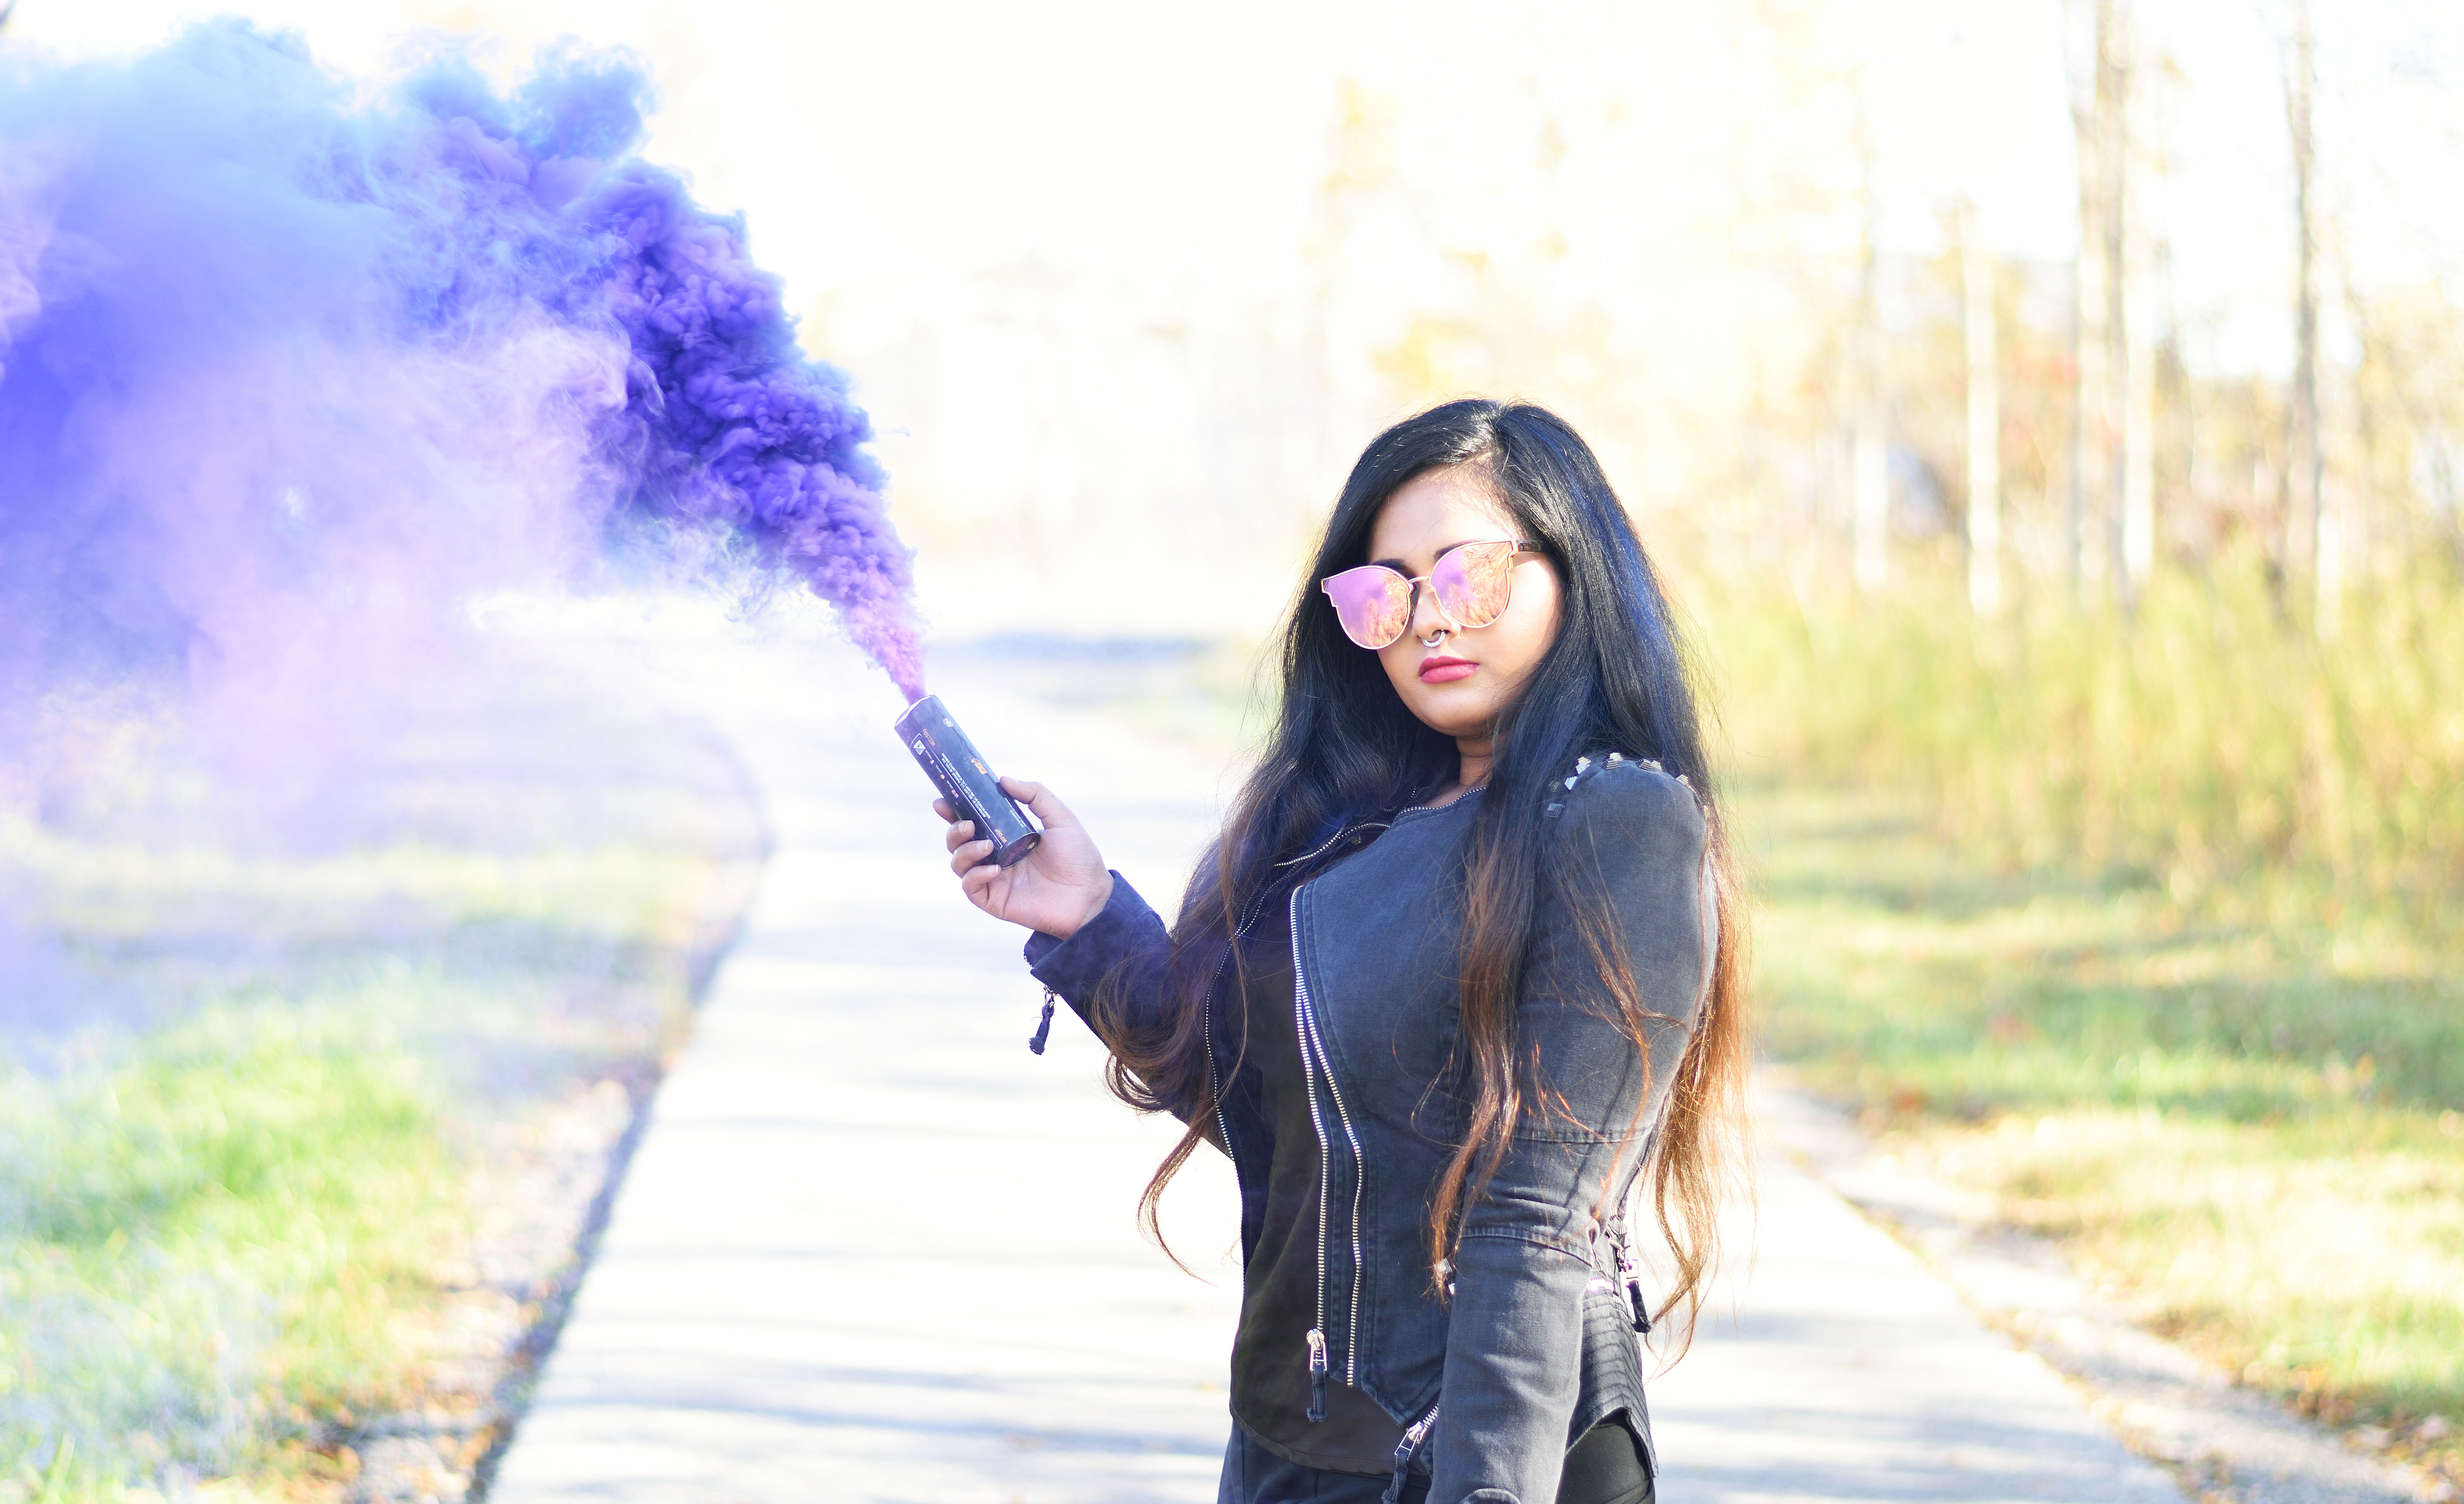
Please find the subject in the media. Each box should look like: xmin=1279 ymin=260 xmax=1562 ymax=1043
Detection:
xmin=1322 ymin=566 xmax=1414 ymax=648
xmin=1433 ymin=541 xmax=1518 ymax=629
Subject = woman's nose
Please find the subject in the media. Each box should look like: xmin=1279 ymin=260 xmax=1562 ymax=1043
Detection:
xmin=1406 ymin=577 xmax=1449 ymax=642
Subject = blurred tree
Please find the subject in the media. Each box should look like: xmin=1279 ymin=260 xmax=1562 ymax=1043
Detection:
xmin=1853 ymin=97 xmax=1890 ymax=596
xmin=2066 ymin=0 xmax=2110 ymax=609
xmin=2120 ymin=13 xmax=2162 ymax=609
xmin=2285 ymin=0 xmax=2325 ymax=625
xmin=1962 ymin=198 xmax=2003 ymax=617
xmin=2096 ymin=0 xmax=2133 ymax=614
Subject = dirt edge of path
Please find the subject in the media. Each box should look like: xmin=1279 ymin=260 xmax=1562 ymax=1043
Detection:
xmin=339 ymin=849 xmax=769 ymax=1504
xmin=1756 ymin=1072 xmax=2452 ymax=1504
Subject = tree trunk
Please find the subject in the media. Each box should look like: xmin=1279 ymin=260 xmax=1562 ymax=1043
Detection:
xmin=1963 ymin=199 xmax=2003 ymax=617
xmin=1853 ymin=141 xmax=1888 ymax=595
xmin=2067 ymin=0 xmax=2098 ymax=609
xmin=2287 ymin=3 xmax=2332 ymax=635
xmin=2099 ymin=0 xmax=2131 ymax=613
xmin=2121 ymin=42 xmax=2159 ymax=607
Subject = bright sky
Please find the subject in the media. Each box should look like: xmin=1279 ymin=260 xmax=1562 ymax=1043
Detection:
xmin=10 ymin=0 xmax=1353 ymax=298
xmin=14 ymin=0 xmax=2462 ymax=636
xmin=11 ymin=0 xmax=2461 ymax=377
xmin=8 ymin=1 xmax=2097 ymax=283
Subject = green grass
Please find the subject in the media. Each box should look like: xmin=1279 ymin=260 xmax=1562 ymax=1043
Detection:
xmin=0 ymin=648 xmax=764 ymax=1500
xmin=1702 ymin=555 xmax=2464 ymax=1469
xmin=1747 ymin=783 xmax=2464 ymax=1122
xmin=1 ymin=1010 xmax=451 ymax=1499
xmin=1737 ymin=761 xmax=2464 ymax=1479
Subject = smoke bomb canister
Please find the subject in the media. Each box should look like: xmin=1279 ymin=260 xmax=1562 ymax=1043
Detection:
xmin=896 ymin=694 xmax=1042 ymax=868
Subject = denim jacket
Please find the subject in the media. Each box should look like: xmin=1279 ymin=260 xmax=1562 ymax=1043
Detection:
xmin=1025 ymin=755 xmax=1717 ymax=1504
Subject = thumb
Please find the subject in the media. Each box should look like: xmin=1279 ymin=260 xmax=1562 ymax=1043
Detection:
xmin=999 ymin=776 xmax=1077 ymax=831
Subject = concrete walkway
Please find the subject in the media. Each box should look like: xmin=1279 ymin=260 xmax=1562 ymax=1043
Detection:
xmin=1644 ymin=1123 xmax=2185 ymax=1503
xmin=488 ymin=626 xmax=2188 ymax=1504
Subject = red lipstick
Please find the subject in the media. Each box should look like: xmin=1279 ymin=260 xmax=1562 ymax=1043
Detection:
xmin=1418 ymin=655 xmax=1476 ymax=684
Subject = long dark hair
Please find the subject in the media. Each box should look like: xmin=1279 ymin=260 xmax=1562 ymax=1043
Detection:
xmin=1090 ymin=399 xmax=1750 ymax=1347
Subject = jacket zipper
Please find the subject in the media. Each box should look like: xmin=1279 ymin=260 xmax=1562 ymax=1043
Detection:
xmin=1274 ymin=820 xmax=1383 ymax=869
xmin=1290 ymin=882 xmax=1368 ymax=1410
xmin=1382 ymin=1402 xmax=1440 ymax=1504
xmin=1200 ymin=817 xmax=1387 ymax=1425
xmin=1292 ymin=887 xmax=1336 ymax=1422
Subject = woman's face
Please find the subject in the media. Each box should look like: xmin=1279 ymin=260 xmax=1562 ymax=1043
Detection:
xmin=1362 ymin=466 xmax=1564 ymax=742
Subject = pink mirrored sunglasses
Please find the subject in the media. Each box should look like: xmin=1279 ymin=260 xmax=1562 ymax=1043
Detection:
xmin=1318 ymin=538 xmax=1546 ymax=650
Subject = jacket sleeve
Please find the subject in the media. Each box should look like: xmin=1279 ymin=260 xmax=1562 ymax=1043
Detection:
xmin=1427 ymin=764 xmax=1715 ymax=1504
xmin=1021 ymin=873 xmax=1202 ymax=1114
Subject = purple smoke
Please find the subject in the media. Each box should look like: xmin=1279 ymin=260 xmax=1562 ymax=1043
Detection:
xmin=0 ymin=22 xmax=925 ymax=726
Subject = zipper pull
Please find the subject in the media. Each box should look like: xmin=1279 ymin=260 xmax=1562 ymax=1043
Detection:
xmin=1620 ymin=1249 xmax=1652 ymax=1333
xmin=1305 ymin=1328 xmax=1329 ymax=1422
xmin=1609 ymin=1216 xmax=1652 ymax=1333
xmin=1028 ymin=988 xmax=1057 ymax=1055
xmin=1383 ymin=1404 xmax=1440 ymax=1504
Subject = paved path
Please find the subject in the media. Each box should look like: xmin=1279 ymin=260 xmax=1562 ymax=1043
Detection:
xmin=1645 ymin=1112 xmax=2185 ymax=1504
xmin=489 ymin=624 xmax=2188 ymax=1504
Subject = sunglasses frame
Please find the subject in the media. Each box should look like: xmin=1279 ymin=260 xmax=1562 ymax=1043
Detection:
xmin=1318 ymin=538 xmax=1548 ymax=651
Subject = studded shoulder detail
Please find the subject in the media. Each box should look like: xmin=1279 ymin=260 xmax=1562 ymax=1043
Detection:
xmin=1543 ymin=749 xmax=1692 ymax=818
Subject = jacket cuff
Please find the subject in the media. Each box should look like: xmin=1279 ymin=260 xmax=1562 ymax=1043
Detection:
xmin=1023 ymin=872 xmax=1162 ymax=999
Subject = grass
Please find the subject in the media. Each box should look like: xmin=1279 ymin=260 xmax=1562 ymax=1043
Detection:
xmin=1709 ymin=550 xmax=2464 ymax=1485
xmin=0 ymin=643 xmax=764 ymax=1500
xmin=1746 ymin=781 xmax=2464 ymax=1122
xmin=1752 ymin=556 xmax=2461 ymax=915
xmin=1 ymin=1011 xmax=452 ymax=1500
xmin=1742 ymin=778 xmax=2464 ymax=1456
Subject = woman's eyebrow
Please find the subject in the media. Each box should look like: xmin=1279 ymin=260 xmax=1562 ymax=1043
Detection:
xmin=1368 ymin=539 xmax=1484 ymax=574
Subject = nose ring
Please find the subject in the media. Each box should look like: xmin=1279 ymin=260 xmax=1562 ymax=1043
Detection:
xmin=1420 ymin=627 xmax=1451 ymax=649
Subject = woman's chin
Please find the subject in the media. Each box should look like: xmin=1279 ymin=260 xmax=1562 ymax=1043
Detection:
xmin=1400 ymin=689 xmax=1503 ymax=739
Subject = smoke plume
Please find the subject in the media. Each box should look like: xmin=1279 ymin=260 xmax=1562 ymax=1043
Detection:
xmin=0 ymin=21 xmax=924 ymax=735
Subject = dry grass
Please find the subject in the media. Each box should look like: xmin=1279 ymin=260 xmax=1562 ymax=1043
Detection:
xmin=1739 ymin=774 xmax=2464 ymax=1486
xmin=1708 ymin=551 xmax=2464 ymax=927
xmin=1681 ymin=550 xmax=2464 ymax=1478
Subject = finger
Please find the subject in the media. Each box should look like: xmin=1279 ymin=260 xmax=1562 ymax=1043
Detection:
xmin=960 ymin=861 xmax=1001 ymax=905
xmin=943 ymin=819 xmax=976 ymax=855
xmin=948 ymin=838 xmax=995 ymax=877
xmin=931 ymin=797 xmax=954 ymax=823
xmin=999 ymin=777 xmax=1080 ymax=832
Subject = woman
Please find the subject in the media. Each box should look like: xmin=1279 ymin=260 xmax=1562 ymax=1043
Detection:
xmin=933 ymin=400 xmax=1748 ymax=1504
